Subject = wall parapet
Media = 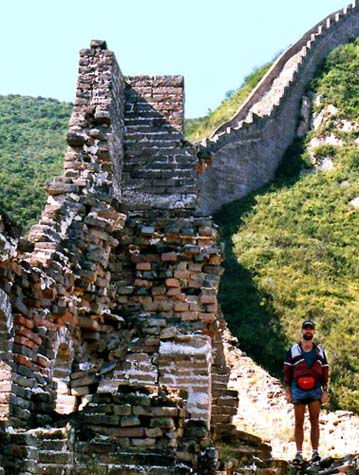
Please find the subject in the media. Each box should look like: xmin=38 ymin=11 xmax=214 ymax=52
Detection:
xmin=197 ymin=1 xmax=359 ymax=214
xmin=209 ymin=1 xmax=358 ymax=139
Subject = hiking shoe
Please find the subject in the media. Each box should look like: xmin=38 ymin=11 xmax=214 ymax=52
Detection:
xmin=311 ymin=451 xmax=321 ymax=463
xmin=292 ymin=452 xmax=303 ymax=465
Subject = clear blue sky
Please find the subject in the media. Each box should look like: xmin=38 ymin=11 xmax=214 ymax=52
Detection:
xmin=1 ymin=0 xmax=350 ymax=118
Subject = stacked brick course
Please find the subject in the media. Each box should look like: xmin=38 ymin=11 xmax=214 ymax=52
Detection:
xmin=123 ymin=76 xmax=198 ymax=209
xmin=107 ymin=209 xmax=222 ymax=424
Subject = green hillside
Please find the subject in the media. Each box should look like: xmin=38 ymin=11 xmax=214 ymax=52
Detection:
xmin=0 ymin=95 xmax=72 ymax=231
xmin=216 ymin=39 xmax=359 ymax=412
xmin=185 ymin=63 xmax=271 ymax=142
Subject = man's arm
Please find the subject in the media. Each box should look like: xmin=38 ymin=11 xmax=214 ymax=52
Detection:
xmin=283 ymin=348 xmax=293 ymax=403
xmin=321 ymin=348 xmax=329 ymax=403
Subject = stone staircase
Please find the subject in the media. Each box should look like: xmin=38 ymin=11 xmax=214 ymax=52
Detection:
xmin=211 ymin=373 xmax=238 ymax=433
xmin=75 ymin=443 xmax=193 ymax=475
xmin=210 ymin=314 xmax=239 ymax=439
xmin=35 ymin=427 xmax=74 ymax=475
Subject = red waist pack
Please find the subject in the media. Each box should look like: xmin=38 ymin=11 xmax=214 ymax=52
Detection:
xmin=297 ymin=376 xmax=316 ymax=390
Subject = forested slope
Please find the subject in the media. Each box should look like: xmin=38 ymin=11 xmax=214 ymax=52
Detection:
xmin=0 ymin=95 xmax=72 ymax=230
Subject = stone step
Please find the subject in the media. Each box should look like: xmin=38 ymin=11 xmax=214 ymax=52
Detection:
xmin=37 ymin=439 xmax=69 ymax=451
xmin=212 ymin=422 xmax=237 ymax=434
xmin=211 ymin=373 xmax=230 ymax=383
xmin=75 ymin=463 xmax=192 ymax=475
xmin=33 ymin=429 xmax=69 ymax=441
xmin=211 ymin=383 xmax=229 ymax=393
xmin=212 ymin=395 xmax=239 ymax=406
xmin=211 ymin=414 xmax=233 ymax=424
xmin=212 ymin=405 xmax=237 ymax=416
xmin=37 ymin=451 xmax=71 ymax=464
xmin=75 ymin=445 xmax=176 ymax=467
xmin=33 ymin=464 xmax=73 ymax=475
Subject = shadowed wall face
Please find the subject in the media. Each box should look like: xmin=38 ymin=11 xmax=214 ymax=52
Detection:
xmin=122 ymin=76 xmax=199 ymax=210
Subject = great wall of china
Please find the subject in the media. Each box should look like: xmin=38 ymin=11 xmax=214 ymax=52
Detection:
xmin=0 ymin=2 xmax=359 ymax=474
xmin=198 ymin=1 xmax=359 ymax=214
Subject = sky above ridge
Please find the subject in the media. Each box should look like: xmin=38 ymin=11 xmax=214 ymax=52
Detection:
xmin=1 ymin=0 xmax=350 ymax=118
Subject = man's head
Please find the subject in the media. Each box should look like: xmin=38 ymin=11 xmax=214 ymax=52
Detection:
xmin=302 ymin=319 xmax=315 ymax=341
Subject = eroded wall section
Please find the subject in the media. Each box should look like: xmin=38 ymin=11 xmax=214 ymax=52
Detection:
xmin=0 ymin=40 xmax=235 ymax=475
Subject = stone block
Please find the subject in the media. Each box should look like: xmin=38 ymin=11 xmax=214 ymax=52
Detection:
xmin=136 ymin=262 xmax=152 ymax=270
xmin=200 ymin=294 xmax=217 ymax=304
xmin=70 ymin=386 xmax=93 ymax=397
xmin=133 ymin=406 xmax=179 ymax=417
xmin=165 ymin=278 xmax=180 ymax=288
xmin=131 ymin=437 xmax=156 ymax=447
xmin=113 ymin=404 xmax=132 ymax=416
xmin=120 ymin=416 xmax=140 ymax=427
xmin=70 ymin=374 xmax=99 ymax=388
xmin=118 ymin=286 xmax=135 ymax=295
xmin=150 ymin=417 xmax=176 ymax=430
xmin=198 ymin=313 xmax=216 ymax=323
xmin=181 ymin=312 xmax=199 ymax=321
xmin=145 ymin=427 xmax=163 ymax=438
xmin=161 ymin=252 xmax=177 ymax=262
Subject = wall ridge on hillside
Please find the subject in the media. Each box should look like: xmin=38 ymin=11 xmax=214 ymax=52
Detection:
xmin=197 ymin=1 xmax=359 ymax=214
xmin=205 ymin=1 xmax=358 ymax=151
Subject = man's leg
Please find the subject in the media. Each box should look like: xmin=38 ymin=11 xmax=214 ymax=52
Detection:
xmin=308 ymin=400 xmax=321 ymax=451
xmin=294 ymin=403 xmax=306 ymax=452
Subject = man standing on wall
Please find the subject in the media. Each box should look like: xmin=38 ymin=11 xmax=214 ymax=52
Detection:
xmin=283 ymin=320 xmax=329 ymax=464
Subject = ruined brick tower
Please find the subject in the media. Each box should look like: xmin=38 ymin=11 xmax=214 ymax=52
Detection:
xmin=0 ymin=39 xmax=240 ymax=475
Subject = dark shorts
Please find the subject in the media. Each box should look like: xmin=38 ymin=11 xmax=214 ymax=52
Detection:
xmin=292 ymin=384 xmax=322 ymax=405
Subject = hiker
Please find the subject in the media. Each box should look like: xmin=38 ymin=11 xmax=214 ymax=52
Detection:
xmin=283 ymin=319 xmax=329 ymax=464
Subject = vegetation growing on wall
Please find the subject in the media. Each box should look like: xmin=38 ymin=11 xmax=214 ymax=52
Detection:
xmin=216 ymin=38 xmax=359 ymax=413
xmin=0 ymin=95 xmax=72 ymax=231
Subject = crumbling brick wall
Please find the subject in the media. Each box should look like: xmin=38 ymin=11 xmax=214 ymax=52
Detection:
xmin=0 ymin=40 xmax=232 ymax=475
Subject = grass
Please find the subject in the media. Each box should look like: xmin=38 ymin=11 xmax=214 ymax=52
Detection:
xmin=184 ymin=63 xmax=272 ymax=142
xmin=215 ymin=38 xmax=359 ymax=413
